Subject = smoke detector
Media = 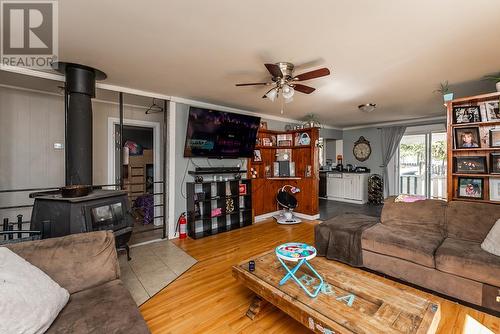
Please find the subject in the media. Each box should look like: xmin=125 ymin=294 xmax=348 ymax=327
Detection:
xmin=358 ymin=103 xmax=376 ymax=113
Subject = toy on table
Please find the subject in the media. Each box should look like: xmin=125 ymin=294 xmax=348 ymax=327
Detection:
xmin=275 ymin=242 xmax=324 ymax=298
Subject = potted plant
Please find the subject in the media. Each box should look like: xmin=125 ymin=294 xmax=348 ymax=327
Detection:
xmin=303 ymin=113 xmax=321 ymax=128
xmin=483 ymin=74 xmax=500 ymax=92
xmin=434 ymin=81 xmax=454 ymax=102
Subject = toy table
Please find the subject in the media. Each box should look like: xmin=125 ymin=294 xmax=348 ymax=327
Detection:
xmin=275 ymin=242 xmax=324 ymax=297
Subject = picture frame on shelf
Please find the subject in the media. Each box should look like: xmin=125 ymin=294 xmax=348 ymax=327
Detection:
xmin=490 ymin=153 xmax=500 ymax=174
xmin=489 ymin=178 xmax=500 ymax=202
xmin=457 ymin=177 xmax=484 ymax=199
xmin=485 ymin=101 xmax=500 ymax=121
xmin=489 ymin=128 xmax=500 ymax=147
xmin=253 ymin=149 xmax=262 ymax=162
xmin=479 ymin=126 xmax=490 ymax=147
xmin=453 ymin=106 xmax=482 ymax=124
xmin=260 ymin=121 xmax=268 ymax=130
xmin=453 ymin=156 xmax=487 ymax=174
xmin=262 ymin=138 xmax=272 ymax=146
xmin=454 ymin=127 xmax=481 ymax=149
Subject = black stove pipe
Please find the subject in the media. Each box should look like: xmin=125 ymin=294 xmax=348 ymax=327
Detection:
xmin=52 ymin=62 xmax=107 ymax=186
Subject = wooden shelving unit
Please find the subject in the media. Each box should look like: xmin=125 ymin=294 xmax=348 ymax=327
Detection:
xmin=123 ymin=149 xmax=153 ymax=202
xmin=186 ymin=179 xmax=252 ymax=239
xmin=248 ymin=127 xmax=319 ymax=216
xmin=446 ymin=92 xmax=500 ymax=203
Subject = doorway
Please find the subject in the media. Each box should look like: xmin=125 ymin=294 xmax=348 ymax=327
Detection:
xmin=108 ymin=118 xmax=163 ymax=244
xmin=398 ymin=131 xmax=447 ymax=199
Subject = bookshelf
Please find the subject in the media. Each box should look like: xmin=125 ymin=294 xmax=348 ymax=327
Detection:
xmin=186 ymin=179 xmax=252 ymax=239
xmin=446 ymin=92 xmax=500 ymax=203
xmin=247 ymin=127 xmax=319 ymax=216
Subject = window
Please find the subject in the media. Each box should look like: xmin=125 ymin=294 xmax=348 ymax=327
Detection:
xmin=398 ymin=130 xmax=447 ymax=199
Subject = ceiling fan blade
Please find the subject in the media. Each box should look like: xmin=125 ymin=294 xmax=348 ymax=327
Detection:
xmin=293 ymin=84 xmax=316 ymax=94
xmin=235 ymin=82 xmax=269 ymax=86
xmin=293 ymin=68 xmax=330 ymax=81
xmin=264 ymin=63 xmax=283 ymax=78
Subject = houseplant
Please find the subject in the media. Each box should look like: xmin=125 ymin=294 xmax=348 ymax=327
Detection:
xmin=483 ymin=74 xmax=500 ymax=92
xmin=434 ymin=81 xmax=454 ymax=102
xmin=303 ymin=113 xmax=321 ymax=128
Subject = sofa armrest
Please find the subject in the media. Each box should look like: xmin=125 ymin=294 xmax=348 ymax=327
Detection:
xmin=4 ymin=231 xmax=120 ymax=294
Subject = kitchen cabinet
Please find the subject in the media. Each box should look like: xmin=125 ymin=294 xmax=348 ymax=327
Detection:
xmin=326 ymin=173 xmax=368 ymax=204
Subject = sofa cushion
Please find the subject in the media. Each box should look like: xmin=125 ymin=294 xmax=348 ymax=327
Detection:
xmin=435 ymin=238 xmax=500 ymax=287
xmin=381 ymin=197 xmax=446 ymax=235
xmin=7 ymin=231 xmax=120 ymax=294
xmin=361 ymin=223 xmax=445 ymax=268
xmin=446 ymin=201 xmax=500 ymax=242
xmin=47 ymin=279 xmax=150 ymax=334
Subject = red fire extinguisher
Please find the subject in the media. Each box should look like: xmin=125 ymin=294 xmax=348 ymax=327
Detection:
xmin=177 ymin=213 xmax=187 ymax=240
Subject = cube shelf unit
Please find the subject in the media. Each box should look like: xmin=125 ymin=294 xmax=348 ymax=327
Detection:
xmin=186 ymin=179 xmax=253 ymax=239
xmin=248 ymin=127 xmax=319 ymax=216
xmin=446 ymin=91 xmax=500 ymax=204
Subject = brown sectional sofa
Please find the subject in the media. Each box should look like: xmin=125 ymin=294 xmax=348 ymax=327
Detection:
xmin=4 ymin=231 xmax=150 ymax=333
xmin=361 ymin=198 xmax=500 ymax=312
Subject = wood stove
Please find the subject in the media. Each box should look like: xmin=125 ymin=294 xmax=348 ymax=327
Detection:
xmin=30 ymin=190 xmax=133 ymax=259
xmin=28 ymin=62 xmax=133 ymax=259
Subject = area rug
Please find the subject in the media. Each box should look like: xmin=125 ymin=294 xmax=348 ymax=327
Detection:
xmin=118 ymin=240 xmax=197 ymax=305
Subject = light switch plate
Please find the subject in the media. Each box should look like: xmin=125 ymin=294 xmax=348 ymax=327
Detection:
xmin=53 ymin=142 xmax=64 ymax=149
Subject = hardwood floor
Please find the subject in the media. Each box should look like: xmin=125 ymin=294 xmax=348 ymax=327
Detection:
xmin=140 ymin=219 xmax=500 ymax=333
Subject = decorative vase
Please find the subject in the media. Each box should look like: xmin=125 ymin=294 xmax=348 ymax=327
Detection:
xmin=496 ymin=82 xmax=500 ymax=92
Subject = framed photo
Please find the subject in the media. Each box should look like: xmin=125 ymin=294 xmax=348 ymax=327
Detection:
xmin=454 ymin=127 xmax=481 ymax=149
xmin=485 ymin=101 xmax=500 ymax=121
xmin=490 ymin=178 xmax=500 ymax=202
xmin=490 ymin=153 xmax=500 ymax=174
xmin=457 ymin=177 xmax=484 ymax=199
xmin=489 ymin=128 xmax=500 ymax=147
xmin=453 ymin=106 xmax=481 ymax=124
xmin=453 ymin=156 xmax=487 ymax=174
xmin=253 ymin=149 xmax=262 ymax=162
xmin=262 ymin=138 xmax=272 ymax=146
xmin=259 ymin=121 xmax=268 ymax=130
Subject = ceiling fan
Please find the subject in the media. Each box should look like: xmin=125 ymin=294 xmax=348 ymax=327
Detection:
xmin=235 ymin=62 xmax=330 ymax=106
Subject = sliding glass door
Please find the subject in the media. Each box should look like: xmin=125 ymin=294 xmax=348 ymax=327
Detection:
xmin=398 ymin=131 xmax=447 ymax=199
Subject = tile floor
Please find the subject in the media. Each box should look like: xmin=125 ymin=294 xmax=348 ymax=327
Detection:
xmin=118 ymin=239 xmax=197 ymax=305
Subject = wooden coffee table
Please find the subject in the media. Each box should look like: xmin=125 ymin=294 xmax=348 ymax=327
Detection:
xmin=232 ymin=250 xmax=440 ymax=334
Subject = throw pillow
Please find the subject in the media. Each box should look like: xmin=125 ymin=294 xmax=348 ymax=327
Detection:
xmin=481 ymin=218 xmax=500 ymax=257
xmin=0 ymin=247 xmax=69 ymax=334
xmin=394 ymin=194 xmax=427 ymax=203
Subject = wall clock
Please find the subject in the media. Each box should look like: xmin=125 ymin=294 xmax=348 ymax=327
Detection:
xmin=353 ymin=136 xmax=371 ymax=162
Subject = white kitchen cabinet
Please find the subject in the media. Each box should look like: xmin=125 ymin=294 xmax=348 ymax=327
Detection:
xmin=326 ymin=173 xmax=368 ymax=204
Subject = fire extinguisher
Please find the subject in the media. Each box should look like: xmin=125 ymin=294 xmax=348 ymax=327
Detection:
xmin=176 ymin=212 xmax=187 ymax=239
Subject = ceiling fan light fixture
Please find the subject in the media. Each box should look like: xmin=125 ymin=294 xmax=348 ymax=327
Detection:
xmin=282 ymin=84 xmax=294 ymax=99
xmin=266 ymin=87 xmax=278 ymax=102
xmin=284 ymin=96 xmax=293 ymax=104
xmin=358 ymin=103 xmax=376 ymax=113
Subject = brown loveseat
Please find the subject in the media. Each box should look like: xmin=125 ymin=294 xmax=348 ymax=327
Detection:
xmin=4 ymin=231 xmax=150 ymax=333
xmin=361 ymin=198 xmax=500 ymax=312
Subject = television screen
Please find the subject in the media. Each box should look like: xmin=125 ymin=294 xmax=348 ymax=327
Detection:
xmin=184 ymin=107 xmax=261 ymax=158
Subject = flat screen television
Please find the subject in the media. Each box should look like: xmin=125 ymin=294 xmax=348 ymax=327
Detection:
xmin=184 ymin=107 xmax=261 ymax=158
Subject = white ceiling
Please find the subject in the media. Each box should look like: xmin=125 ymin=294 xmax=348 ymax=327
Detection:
xmin=41 ymin=1 xmax=500 ymax=126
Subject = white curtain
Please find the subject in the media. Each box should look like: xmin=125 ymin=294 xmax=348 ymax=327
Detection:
xmin=380 ymin=126 xmax=406 ymax=197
